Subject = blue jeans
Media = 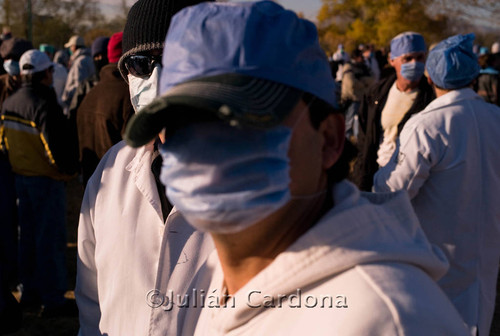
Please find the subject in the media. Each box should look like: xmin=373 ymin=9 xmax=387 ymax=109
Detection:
xmin=15 ymin=175 xmax=67 ymax=308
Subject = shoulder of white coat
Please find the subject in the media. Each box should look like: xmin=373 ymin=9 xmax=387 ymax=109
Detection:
xmin=86 ymin=140 xmax=139 ymax=190
xmin=400 ymin=104 xmax=449 ymax=145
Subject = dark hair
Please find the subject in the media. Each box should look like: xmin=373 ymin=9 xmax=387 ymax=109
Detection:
xmin=22 ymin=69 xmax=48 ymax=85
xmin=350 ymin=49 xmax=363 ymax=60
xmin=478 ymin=54 xmax=489 ymax=69
xmin=302 ymin=92 xmax=356 ymax=186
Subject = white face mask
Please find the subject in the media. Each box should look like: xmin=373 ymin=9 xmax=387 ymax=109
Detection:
xmin=128 ymin=64 xmax=161 ymax=113
xmin=3 ymin=59 xmax=20 ymax=76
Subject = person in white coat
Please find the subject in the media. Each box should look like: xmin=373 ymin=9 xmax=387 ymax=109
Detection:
xmin=75 ymin=0 xmax=214 ymax=335
xmin=124 ymin=2 xmax=469 ymax=335
xmin=374 ymin=33 xmax=500 ymax=336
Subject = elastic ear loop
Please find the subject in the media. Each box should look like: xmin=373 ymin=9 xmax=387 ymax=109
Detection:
xmin=289 ymin=95 xmax=328 ymax=200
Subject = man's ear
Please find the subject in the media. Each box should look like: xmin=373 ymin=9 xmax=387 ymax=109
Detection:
xmin=427 ymin=75 xmax=433 ymax=86
xmin=388 ymin=53 xmax=395 ymax=67
xmin=319 ymin=113 xmax=345 ymax=170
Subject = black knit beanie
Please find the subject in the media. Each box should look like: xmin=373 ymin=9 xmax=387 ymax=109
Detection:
xmin=118 ymin=0 xmax=212 ymax=80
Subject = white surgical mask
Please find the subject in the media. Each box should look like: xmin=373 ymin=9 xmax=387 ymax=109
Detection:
xmin=128 ymin=64 xmax=161 ymax=113
xmin=3 ymin=59 xmax=20 ymax=76
xmin=159 ymin=122 xmax=293 ymax=234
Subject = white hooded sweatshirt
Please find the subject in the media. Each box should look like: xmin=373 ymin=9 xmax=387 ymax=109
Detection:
xmin=181 ymin=181 xmax=468 ymax=336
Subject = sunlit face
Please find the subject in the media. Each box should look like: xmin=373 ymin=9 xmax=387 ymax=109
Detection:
xmin=398 ymin=52 xmax=426 ymax=64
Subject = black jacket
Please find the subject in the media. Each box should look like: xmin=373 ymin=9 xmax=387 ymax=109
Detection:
xmin=351 ymin=73 xmax=435 ymax=191
xmin=1 ymin=83 xmax=79 ymax=178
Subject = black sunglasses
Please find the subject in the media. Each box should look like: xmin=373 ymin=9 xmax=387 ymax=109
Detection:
xmin=124 ymin=55 xmax=162 ymax=78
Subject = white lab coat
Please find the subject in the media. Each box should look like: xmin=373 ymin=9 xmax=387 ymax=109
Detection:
xmin=374 ymin=88 xmax=500 ymax=336
xmin=76 ymin=140 xmax=214 ymax=336
xmin=182 ymin=181 xmax=468 ymax=336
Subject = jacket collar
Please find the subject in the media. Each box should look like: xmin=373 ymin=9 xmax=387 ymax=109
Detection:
xmin=126 ymin=142 xmax=164 ymax=222
xmin=423 ymin=87 xmax=481 ymax=112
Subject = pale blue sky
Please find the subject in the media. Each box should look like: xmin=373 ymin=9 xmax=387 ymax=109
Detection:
xmin=233 ymin=0 xmax=323 ymax=20
xmin=101 ymin=0 xmax=323 ymax=21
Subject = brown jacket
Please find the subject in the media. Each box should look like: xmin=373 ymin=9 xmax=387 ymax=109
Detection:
xmin=76 ymin=63 xmax=133 ymax=184
xmin=0 ymin=74 xmax=21 ymax=108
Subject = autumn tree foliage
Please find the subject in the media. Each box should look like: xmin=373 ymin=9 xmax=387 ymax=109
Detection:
xmin=317 ymin=0 xmax=450 ymax=53
xmin=0 ymin=0 xmax=129 ymax=49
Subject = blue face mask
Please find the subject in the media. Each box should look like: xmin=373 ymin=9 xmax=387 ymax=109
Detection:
xmin=400 ymin=61 xmax=425 ymax=82
xmin=159 ymin=122 xmax=292 ymax=234
xmin=3 ymin=59 xmax=20 ymax=76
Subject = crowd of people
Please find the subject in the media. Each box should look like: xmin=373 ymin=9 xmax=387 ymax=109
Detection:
xmin=1 ymin=0 xmax=500 ymax=335
xmin=0 ymin=26 xmax=132 ymax=333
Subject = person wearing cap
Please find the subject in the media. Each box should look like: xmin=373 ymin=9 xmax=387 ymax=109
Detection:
xmin=0 ymin=37 xmax=33 ymax=106
xmin=0 ymin=37 xmax=31 ymax=333
xmin=40 ymin=43 xmax=68 ymax=106
xmin=67 ymin=36 xmax=110 ymax=120
xmin=0 ymin=27 xmax=12 ymax=42
xmin=91 ymin=36 xmax=110 ymax=78
xmin=75 ymin=0 xmax=214 ymax=335
xmin=124 ymin=3 xmax=468 ymax=334
xmin=0 ymin=49 xmax=79 ymax=317
xmin=361 ymin=43 xmax=381 ymax=81
xmin=341 ymin=48 xmax=375 ymax=141
xmin=476 ymin=51 xmax=499 ymax=106
xmin=76 ymin=32 xmax=134 ymax=185
xmin=374 ymin=33 xmax=500 ymax=335
xmin=61 ymin=35 xmax=95 ymax=115
xmin=331 ymin=43 xmax=350 ymax=83
xmin=54 ymin=49 xmax=69 ymax=69
xmin=352 ymin=32 xmax=434 ymax=191
xmin=0 ymin=38 xmax=23 ymax=334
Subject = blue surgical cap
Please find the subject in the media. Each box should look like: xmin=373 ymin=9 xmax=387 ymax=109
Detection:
xmin=160 ymin=1 xmax=337 ymax=108
xmin=390 ymin=32 xmax=426 ymax=59
xmin=426 ymin=33 xmax=480 ymax=90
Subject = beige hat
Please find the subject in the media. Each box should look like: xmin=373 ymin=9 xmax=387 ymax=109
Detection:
xmin=64 ymin=35 xmax=85 ymax=48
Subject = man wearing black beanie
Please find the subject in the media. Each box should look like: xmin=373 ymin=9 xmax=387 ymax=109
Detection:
xmin=75 ymin=0 xmax=214 ymax=335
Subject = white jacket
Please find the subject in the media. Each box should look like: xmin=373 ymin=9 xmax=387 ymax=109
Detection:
xmin=374 ymin=88 xmax=500 ymax=335
xmin=76 ymin=140 xmax=214 ymax=336
xmin=182 ymin=181 xmax=468 ymax=336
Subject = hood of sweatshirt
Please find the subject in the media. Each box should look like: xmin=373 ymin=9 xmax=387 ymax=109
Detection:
xmin=71 ymin=47 xmax=91 ymax=61
xmin=202 ymin=180 xmax=449 ymax=332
